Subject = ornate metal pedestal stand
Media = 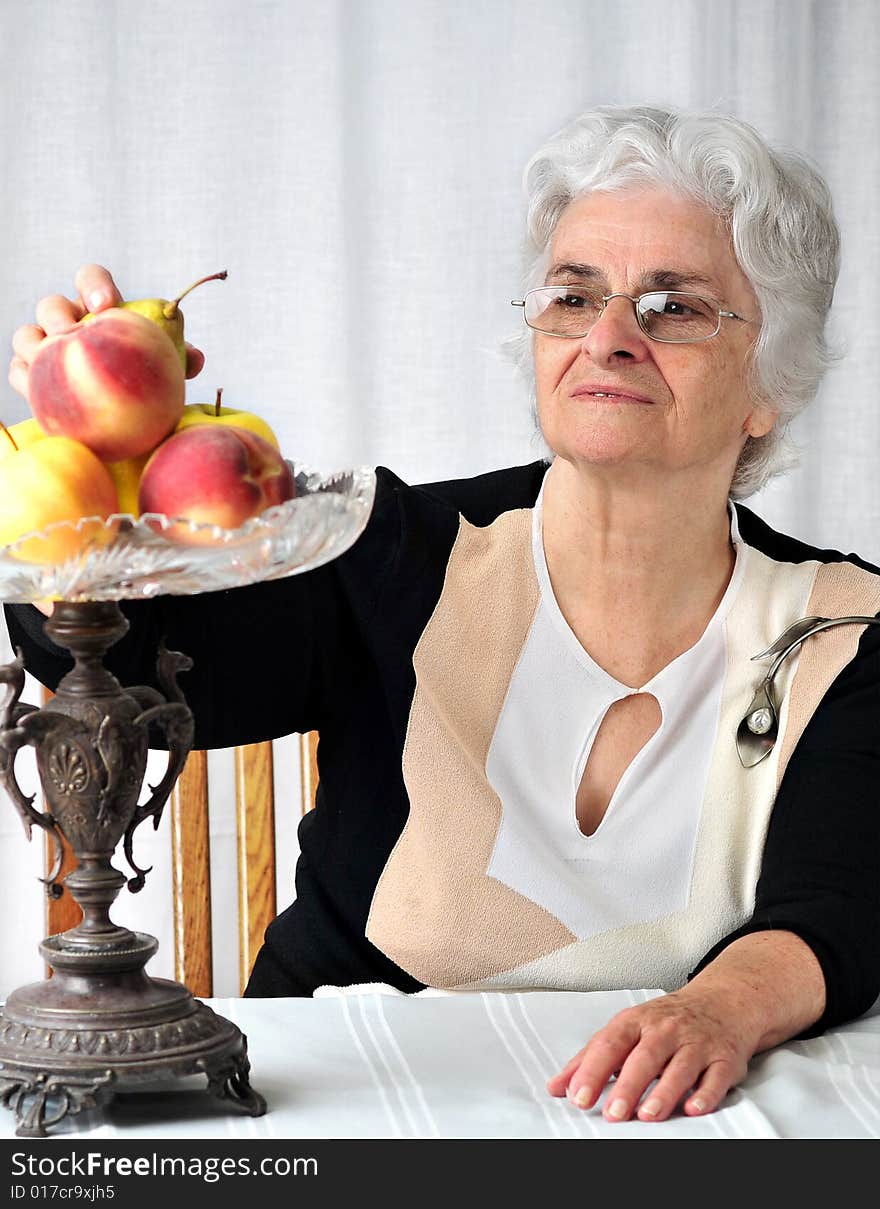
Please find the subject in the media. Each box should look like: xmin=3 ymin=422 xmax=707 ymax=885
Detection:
xmin=0 ymin=600 xmax=266 ymax=1137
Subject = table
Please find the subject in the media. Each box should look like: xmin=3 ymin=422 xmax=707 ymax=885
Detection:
xmin=2 ymin=986 xmax=878 ymax=1139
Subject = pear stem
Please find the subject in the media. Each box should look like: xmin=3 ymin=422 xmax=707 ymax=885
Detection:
xmin=0 ymin=420 xmax=19 ymax=453
xmin=214 ymin=387 xmax=223 ymax=417
xmin=162 ymin=270 xmax=228 ymax=319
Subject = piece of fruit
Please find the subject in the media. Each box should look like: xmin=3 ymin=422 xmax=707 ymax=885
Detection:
xmin=174 ymin=387 xmax=280 ymax=448
xmin=105 ymin=452 xmax=151 ymax=516
xmin=138 ymin=425 xmax=295 ymax=543
xmin=0 ymin=417 xmax=47 ymax=461
xmin=81 ymin=270 xmax=227 ymax=372
xmin=27 ymin=308 xmax=186 ymax=461
xmin=0 ymin=428 xmax=119 ymax=563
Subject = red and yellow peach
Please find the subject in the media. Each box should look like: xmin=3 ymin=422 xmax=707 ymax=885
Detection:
xmin=27 ymin=308 xmax=185 ymax=462
xmin=138 ymin=425 xmax=295 ymax=542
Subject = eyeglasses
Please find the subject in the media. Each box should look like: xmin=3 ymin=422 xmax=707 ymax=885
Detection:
xmin=511 ymin=286 xmax=752 ymax=344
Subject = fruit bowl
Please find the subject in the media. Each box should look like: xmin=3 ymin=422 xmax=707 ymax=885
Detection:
xmin=0 ymin=464 xmax=376 ymax=602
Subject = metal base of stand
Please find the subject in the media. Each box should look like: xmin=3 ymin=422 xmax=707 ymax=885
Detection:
xmin=0 ymin=601 xmax=267 ymax=1139
xmin=0 ymin=933 xmax=265 ymax=1137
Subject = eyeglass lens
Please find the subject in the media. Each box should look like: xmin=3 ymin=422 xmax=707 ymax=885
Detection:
xmin=524 ymin=287 xmax=720 ymax=342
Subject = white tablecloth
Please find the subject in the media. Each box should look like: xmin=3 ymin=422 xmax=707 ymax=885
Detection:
xmin=3 ymin=986 xmax=879 ymax=1139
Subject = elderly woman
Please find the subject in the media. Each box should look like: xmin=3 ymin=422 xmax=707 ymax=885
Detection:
xmin=6 ymin=105 xmax=879 ymax=1126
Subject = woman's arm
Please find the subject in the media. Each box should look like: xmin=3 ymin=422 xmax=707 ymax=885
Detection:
xmin=548 ymin=621 xmax=880 ymax=1122
xmin=5 ymin=572 xmax=340 ymax=750
xmin=546 ymin=929 xmax=824 ymax=1122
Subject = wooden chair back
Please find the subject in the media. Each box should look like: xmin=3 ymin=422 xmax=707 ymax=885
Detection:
xmin=44 ymin=681 xmax=318 ymax=997
xmin=168 ymin=734 xmax=318 ymax=995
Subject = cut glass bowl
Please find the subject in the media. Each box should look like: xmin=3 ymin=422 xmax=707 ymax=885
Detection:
xmin=0 ymin=464 xmax=376 ymax=603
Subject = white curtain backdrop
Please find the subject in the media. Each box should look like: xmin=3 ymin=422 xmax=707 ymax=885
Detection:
xmin=1 ymin=0 xmax=878 ymax=997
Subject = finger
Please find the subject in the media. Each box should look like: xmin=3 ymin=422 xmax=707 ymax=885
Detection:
xmin=184 ymin=342 xmax=205 ymax=379
xmin=74 ymin=263 xmax=124 ymax=314
xmin=546 ymin=1047 xmax=587 ymax=1097
xmin=682 ymin=1059 xmax=740 ymax=1117
xmin=8 ymin=356 xmax=29 ymax=398
xmin=12 ymin=323 xmax=47 ymax=361
xmin=599 ymin=1034 xmax=681 ymax=1121
xmin=564 ymin=1018 xmax=642 ymax=1110
xmin=633 ymin=1050 xmax=707 ymax=1122
xmin=34 ymin=294 xmax=84 ymax=336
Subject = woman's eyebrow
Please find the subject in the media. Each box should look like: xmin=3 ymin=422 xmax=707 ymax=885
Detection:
xmin=545 ymin=262 xmax=602 ymax=283
xmin=544 ymin=262 xmax=721 ymax=294
xmin=643 ymin=268 xmax=719 ymax=293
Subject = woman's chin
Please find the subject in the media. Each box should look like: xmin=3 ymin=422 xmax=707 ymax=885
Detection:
xmin=545 ymin=433 xmax=651 ymax=470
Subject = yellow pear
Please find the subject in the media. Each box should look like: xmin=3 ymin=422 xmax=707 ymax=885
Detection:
xmin=105 ymin=452 xmax=152 ymax=516
xmin=174 ymin=388 xmax=280 ymax=449
xmin=81 ymin=270 xmax=227 ymax=370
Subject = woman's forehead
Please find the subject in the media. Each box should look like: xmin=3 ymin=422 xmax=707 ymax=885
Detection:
xmin=549 ymin=186 xmax=749 ymax=300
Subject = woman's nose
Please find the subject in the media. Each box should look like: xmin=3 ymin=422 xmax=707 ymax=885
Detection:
xmin=581 ymin=295 xmax=651 ymax=364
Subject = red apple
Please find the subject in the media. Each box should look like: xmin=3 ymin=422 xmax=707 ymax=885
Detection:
xmin=27 ymin=308 xmax=186 ymax=461
xmin=138 ymin=425 xmax=296 ymax=542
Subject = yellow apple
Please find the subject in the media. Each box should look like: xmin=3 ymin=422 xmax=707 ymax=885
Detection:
xmin=0 ymin=417 xmax=48 ymax=461
xmin=174 ymin=388 xmax=280 ymax=449
xmin=0 ymin=436 xmax=120 ymax=563
xmin=2 ymin=417 xmax=147 ymax=519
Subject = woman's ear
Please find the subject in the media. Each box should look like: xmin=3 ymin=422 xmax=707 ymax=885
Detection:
xmin=743 ymin=401 xmax=778 ymax=440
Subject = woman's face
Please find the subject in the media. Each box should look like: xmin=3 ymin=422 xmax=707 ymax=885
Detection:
xmin=533 ymin=186 xmax=777 ymax=485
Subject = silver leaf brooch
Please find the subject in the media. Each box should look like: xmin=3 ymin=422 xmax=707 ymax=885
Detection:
xmin=736 ymin=614 xmax=880 ymax=768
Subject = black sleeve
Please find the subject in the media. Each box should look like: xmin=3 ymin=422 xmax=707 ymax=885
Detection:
xmin=689 ymin=624 xmax=880 ymax=1036
xmin=3 ymin=467 xmax=403 ymax=751
xmin=5 ymin=573 xmax=334 ymax=749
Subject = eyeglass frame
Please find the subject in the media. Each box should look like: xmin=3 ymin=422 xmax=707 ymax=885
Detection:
xmin=510 ymin=286 xmax=753 ymax=345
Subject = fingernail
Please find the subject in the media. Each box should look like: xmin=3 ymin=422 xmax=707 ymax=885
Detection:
xmin=88 ymin=291 xmax=106 ymax=311
xmin=689 ymin=1097 xmax=706 ymax=1113
xmin=607 ymin=1098 xmax=628 ymax=1120
xmin=574 ymin=1087 xmax=591 ymax=1108
xmin=641 ymin=1097 xmax=662 ymax=1118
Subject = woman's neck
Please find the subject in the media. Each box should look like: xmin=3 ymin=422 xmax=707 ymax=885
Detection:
xmin=540 ymin=457 xmax=737 ymax=687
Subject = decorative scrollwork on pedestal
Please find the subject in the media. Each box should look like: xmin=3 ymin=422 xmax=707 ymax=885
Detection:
xmin=0 ymin=653 xmax=66 ymax=895
xmin=201 ymin=1045 xmax=267 ymax=1117
xmin=124 ymin=644 xmax=195 ymax=892
xmin=0 ymin=1007 xmax=221 ymax=1057
xmin=49 ymin=741 xmax=90 ymax=795
xmin=0 ymin=1068 xmax=115 ymax=1138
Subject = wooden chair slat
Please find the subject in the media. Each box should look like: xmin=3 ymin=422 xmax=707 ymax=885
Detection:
xmin=235 ymin=741 xmax=277 ymax=994
xmin=299 ymin=730 xmax=318 ymax=816
xmin=170 ymin=748 xmax=213 ymax=997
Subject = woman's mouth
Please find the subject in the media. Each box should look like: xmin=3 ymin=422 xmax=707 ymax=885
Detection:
xmin=572 ymin=386 xmax=655 ymax=404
